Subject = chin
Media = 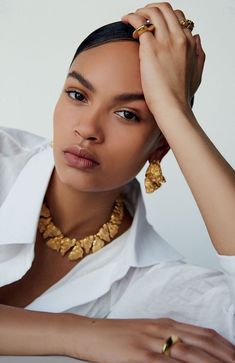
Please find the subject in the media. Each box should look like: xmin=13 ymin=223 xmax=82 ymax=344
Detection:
xmin=56 ymin=161 xmax=133 ymax=193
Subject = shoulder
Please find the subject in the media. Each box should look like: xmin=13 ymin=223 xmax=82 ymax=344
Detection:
xmin=0 ymin=126 xmax=49 ymax=155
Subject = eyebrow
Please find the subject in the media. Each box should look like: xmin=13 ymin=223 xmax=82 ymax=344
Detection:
xmin=67 ymin=70 xmax=145 ymax=103
xmin=67 ymin=71 xmax=95 ymax=92
xmin=113 ymin=93 xmax=145 ymax=102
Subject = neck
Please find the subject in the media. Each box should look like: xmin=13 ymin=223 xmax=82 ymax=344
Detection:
xmin=44 ymin=168 xmax=126 ymax=239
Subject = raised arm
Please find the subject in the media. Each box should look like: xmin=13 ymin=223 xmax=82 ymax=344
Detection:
xmin=151 ymin=94 xmax=235 ymax=255
xmin=122 ymin=3 xmax=235 ymax=255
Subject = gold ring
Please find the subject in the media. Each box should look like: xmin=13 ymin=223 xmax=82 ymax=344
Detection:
xmin=180 ymin=19 xmax=194 ymax=31
xmin=132 ymin=22 xmax=155 ymax=39
xmin=162 ymin=335 xmax=182 ymax=356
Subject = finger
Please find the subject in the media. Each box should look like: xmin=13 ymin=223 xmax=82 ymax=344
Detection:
xmin=135 ymin=7 xmax=169 ymax=40
xmin=146 ymin=3 xmax=195 ymax=45
xmin=170 ymin=342 xmax=225 ymax=363
xmin=174 ymin=9 xmax=195 ymax=44
xmin=153 ymin=355 xmax=182 ymax=362
xmin=174 ymin=9 xmax=191 ymax=35
xmin=174 ymin=9 xmax=186 ymax=20
xmin=194 ymin=34 xmax=206 ymax=73
xmin=173 ymin=327 xmax=235 ymax=363
xmin=121 ymin=12 xmax=155 ymax=42
xmin=121 ymin=12 xmax=146 ymax=25
xmin=171 ymin=320 xmax=234 ymax=350
xmin=145 ymin=3 xmax=188 ymax=36
xmin=192 ymin=34 xmax=205 ymax=90
xmin=151 ymin=337 xmax=223 ymax=363
xmin=151 ymin=319 xmax=235 ymax=361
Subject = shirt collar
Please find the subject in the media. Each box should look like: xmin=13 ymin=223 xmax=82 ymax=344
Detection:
xmin=0 ymin=144 xmax=184 ymax=311
xmin=0 ymin=144 xmax=54 ymax=245
xmin=0 ymin=144 xmax=183 ymax=266
xmin=121 ymin=179 xmax=183 ymax=267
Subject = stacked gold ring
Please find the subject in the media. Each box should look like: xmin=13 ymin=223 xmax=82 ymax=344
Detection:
xmin=162 ymin=335 xmax=182 ymax=356
xmin=132 ymin=18 xmax=194 ymax=39
xmin=179 ymin=19 xmax=194 ymax=31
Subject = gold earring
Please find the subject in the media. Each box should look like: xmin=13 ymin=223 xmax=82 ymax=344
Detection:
xmin=144 ymin=160 xmax=166 ymax=193
xmin=50 ymin=141 xmax=53 ymax=148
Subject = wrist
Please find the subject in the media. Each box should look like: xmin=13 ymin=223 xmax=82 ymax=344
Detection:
xmin=151 ymin=97 xmax=195 ymax=127
xmin=41 ymin=312 xmax=77 ymax=357
xmin=61 ymin=313 xmax=97 ymax=360
xmin=147 ymin=91 xmax=191 ymax=115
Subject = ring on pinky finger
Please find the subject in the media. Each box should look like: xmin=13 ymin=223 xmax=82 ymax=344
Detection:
xmin=180 ymin=19 xmax=195 ymax=32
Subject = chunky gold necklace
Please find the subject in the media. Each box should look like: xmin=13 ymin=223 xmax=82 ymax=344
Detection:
xmin=38 ymin=198 xmax=124 ymax=261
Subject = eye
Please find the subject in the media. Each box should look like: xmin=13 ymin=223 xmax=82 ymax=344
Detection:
xmin=65 ymin=90 xmax=87 ymax=102
xmin=115 ymin=110 xmax=140 ymax=122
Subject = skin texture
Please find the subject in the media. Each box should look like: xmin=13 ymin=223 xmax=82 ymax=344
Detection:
xmin=0 ymin=2 xmax=235 ymax=362
xmin=122 ymin=2 xmax=235 ymax=255
xmin=46 ymin=40 xmax=164 ymax=237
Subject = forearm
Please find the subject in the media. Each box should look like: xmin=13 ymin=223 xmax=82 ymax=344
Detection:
xmin=0 ymin=304 xmax=89 ymax=357
xmin=153 ymin=103 xmax=235 ymax=255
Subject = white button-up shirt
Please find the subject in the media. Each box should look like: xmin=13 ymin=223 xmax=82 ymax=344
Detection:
xmin=0 ymin=126 xmax=235 ymax=343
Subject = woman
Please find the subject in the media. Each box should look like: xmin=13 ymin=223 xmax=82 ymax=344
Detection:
xmin=0 ymin=2 xmax=235 ymax=362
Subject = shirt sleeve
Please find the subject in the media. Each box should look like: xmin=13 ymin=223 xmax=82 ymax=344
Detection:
xmin=108 ymin=261 xmax=235 ymax=344
xmin=0 ymin=127 xmax=49 ymax=206
xmin=217 ymin=254 xmax=235 ymax=307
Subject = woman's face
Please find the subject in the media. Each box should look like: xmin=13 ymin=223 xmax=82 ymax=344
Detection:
xmin=53 ymin=40 xmax=161 ymax=192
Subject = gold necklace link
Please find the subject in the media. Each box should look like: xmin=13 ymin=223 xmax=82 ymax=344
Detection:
xmin=38 ymin=198 xmax=124 ymax=261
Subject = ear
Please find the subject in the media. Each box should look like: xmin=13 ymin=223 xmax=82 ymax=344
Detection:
xmin=149 ymin=132 xmax=170 ymax=163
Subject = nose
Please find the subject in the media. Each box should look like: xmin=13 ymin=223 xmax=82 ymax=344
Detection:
xmin=73 ymin=108 xmax=104 ymax=143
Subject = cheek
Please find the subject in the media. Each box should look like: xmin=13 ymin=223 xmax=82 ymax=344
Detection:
xmin=53 ymin=99 xmax=75 ymax=138
xmin=53 ymin=99 xmax=63 ymax=129
xmin=120 ymin=126 xmax=158 ymax=159
xmin=105 ymin=126 xmax=159 ymax=174
xmin=54 ymin=101 xmax=68 ymax=123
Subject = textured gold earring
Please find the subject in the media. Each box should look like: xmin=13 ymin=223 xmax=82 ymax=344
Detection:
xmin=50 ymin=141 xmax=53 ymax=148
xmin=144 ymin=160 xmax=166 ymax=193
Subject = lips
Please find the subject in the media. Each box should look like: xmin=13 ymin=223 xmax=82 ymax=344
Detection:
xmin=63 ymin=145 xmax=100 ymax=167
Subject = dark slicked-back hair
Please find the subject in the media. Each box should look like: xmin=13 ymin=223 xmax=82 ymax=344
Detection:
xmin=69 ymin=20 xmax=194 ymax=107
xmin=70 ymin=21 xmax=138 ymax=66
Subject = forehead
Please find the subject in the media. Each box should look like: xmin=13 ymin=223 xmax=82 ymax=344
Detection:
xmin=69 ymin=41 xmax=142 ymax=92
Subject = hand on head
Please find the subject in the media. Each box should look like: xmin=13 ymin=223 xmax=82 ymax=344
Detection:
xmin=121 ymin=2 xmax=205 ymax=113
